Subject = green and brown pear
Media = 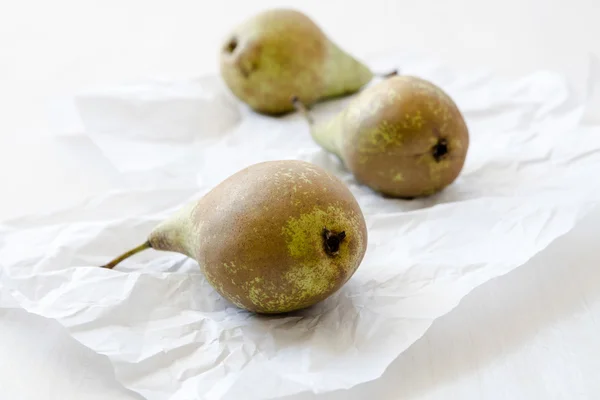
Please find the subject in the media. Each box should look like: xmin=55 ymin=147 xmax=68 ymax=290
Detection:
xmin=101 ymin=160 xmax=368 ymax=314
xmin=219 ymin=8 xmax=373 ymax=115
xmin=296 ymin=75 xmax=470 ymax=198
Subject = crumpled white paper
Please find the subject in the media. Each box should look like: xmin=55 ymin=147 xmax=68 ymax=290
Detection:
xmin=73 ymin=75 xmax=242 ymax=172
xmin=2 ymin=50 xmax=600 ymax=400
xmin=0 ymin=292 xmax=145 ymax=400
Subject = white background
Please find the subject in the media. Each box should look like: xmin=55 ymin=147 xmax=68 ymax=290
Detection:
xmin=1 ymin=0 xmax=600 ymax=399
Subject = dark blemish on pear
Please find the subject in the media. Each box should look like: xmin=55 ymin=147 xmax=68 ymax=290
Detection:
xmin=225 ymin=37 xmax=238 ymax=53
xmin=432 ymin=138 xmax=449 ymax=162
xmin=323 ymin=228 xmax=346 ymax=256
xmin=239 ymin=60 xmax=259 ymax=78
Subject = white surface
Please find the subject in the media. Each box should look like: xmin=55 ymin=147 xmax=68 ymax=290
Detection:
xmin=1 ymin=1 xmax=600 ymax=399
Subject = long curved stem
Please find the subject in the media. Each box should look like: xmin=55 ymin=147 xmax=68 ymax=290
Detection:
xmin=101 ymin=241 xmax=152 ymax=269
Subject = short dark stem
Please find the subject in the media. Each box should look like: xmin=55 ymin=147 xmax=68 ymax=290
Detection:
xmin=291 ymin=96 xmax=314 ymax=126
xmin=101 ymin=241 xmax=152 ymax=269
xmin=377 ymin=69 xmax=400 ymax=78
xmin=322 ymin=229 xmax=346 ymax=256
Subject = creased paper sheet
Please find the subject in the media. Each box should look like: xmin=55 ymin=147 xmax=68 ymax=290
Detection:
xmin=2 ymin=51 xmax=600 ymax=400
xmin=0 ymin=293 xmax=145 ymax=400
xmin=73 ymin=75 xmax=242 ymax=172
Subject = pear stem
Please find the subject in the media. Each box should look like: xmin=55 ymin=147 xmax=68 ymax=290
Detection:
xmin=291 ymin=96 xmax=314 ymax=126
xmin=377 ymin=69 xmax=399 ymax=78
xmin=101 ymin=241 xmax=152 ymax=269
xmin=292 ymin=96 xmax=343 ymax=158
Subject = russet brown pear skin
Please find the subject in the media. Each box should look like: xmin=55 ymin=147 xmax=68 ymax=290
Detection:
xmin=102 ymin=160 xmax=368 ymax=314
xmin=219 ymin=8 xmax=373 ymax=115
xmin=304 ymin=75 xmax=470 ymax=198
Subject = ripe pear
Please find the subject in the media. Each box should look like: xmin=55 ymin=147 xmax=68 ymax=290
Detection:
xmin=101 ymin=160 xmax=368 ymax=314
xmin=295 ymin=75 xmax=470 ymax=198
xmin=219 ymin=8 xmax=374 ymax=115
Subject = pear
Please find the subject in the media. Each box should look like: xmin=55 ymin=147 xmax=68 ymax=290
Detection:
xmin=101 ymin=160 xmax=368 ymax=314
xmin=294 ymin=75 xmax=470 ymax=198
xmin=219 ymin=8 xmax=374 ymax=115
